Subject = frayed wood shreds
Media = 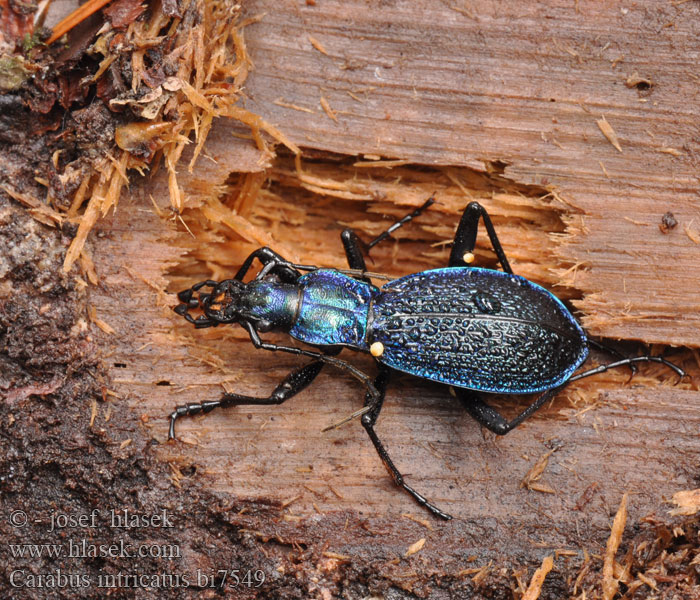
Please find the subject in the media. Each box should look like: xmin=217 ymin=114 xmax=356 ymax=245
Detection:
xmin=521 ymin=449 xmax=555 ymax=494
xmin=46 ymin=0 xmax=115 ymax=44
xmin=1 ymin=184 xmax=64 ymax=227
xmin=596 ymin=116 xmax=622 ymax=152
xmin=60 ymin=1 xmax=299 ymax=272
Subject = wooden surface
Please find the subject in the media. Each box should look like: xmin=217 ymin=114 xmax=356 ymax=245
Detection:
xmin=86 ymin=0 xmax=700 ymax=593
xmin=90 ymin=158 xmax=699 ymax=539
xmin=237 ymin=0 xmax=700 ymax=346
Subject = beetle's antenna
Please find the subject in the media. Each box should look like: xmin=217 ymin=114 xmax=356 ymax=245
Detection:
xmin=569 ymin=355 xmax=686 ymax=383
xmin=321 ymin=406 xmax=372 ymax=432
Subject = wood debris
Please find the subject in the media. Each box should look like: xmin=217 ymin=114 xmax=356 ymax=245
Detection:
xmin=0 ymin=0 xmax=298 ymax=275
xmin=46 ymin=0 xmax=115 ymax=44
xmin=669 ymin=489 xmax=700 ymax=516
xmin=320 ymin=96 xmax=339 ymax=122
xmin=521 ymin=449 xmax=555 ymax=493
xmin=405 ymin=537 xmax=425 ymax=557
xmin=522 ymin=554 xmax=554 ymax=600
xmin=471 ymin=560 xmax=493 ymax=585
xmin=596 ymin=116 xmax=622 ymax=152
xmin=602 ymin=492 xmax=628 ymax=600
xmin=657 ymin=146 xmax=683 ymax=157
xmin=684 ymin=220 xmax=699 ymax=244
xmin=308 ymin=35 xmax=329 ymax=55
xmin=88 ymin=305 xmax=116 ymax=335
xmin=401 ymin=513 xmax=433 ymax=530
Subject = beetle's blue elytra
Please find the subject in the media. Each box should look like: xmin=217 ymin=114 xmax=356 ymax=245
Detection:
xmin=369 ymin=267 xmax=589 ymax=394
xmin=171 ymin=198 xmax=685 ymax=520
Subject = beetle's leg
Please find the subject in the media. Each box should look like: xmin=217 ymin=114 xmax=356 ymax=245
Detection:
xmin=569 ymin=355 xmax=685 ymax=383
xmin=340 ymin=230 xmax=370 ymax=273
xmin=366 ymin=197 xmax=435 ymax=251
xmin=235 ymin=247 xmax=301 ymax=283
xmin=586 ymin=338 xmax=637 ymax=376
xmin=457 ymin=386 xmax=563 ymax=435
xmin=241 ymin=321 xmax=379 ymax=399
xmin=458 ymin=352 xmax=685 ymax=437
xmin=168 ymin=361 xmax=324 ymax=440
xmin=236 ymin=248 xmax=334 ymax=283
xmin=360 ymin=366 xmax=453 ymax=520
xmin=341 ymin=197 xmax=436 ymax=274
xmin=449 ymin=202 xmax=513 ymax=274
xmin=239 ymin=322 xmax=455 ymax=516
xmin=241 ymin=321 xmax=454 ymax=517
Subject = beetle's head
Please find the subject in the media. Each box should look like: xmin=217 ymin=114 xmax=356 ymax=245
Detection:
xmin=174 ymin=279 xmax=246 ymax=328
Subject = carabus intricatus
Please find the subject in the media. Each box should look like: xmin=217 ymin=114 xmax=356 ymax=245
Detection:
xmin=170 ymin=199 xmax=685 ymax=520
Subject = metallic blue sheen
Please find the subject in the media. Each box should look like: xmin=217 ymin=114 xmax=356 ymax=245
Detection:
xmin=281 ymin=266 xmax=588 ymax=394
xmin=290 ymin=270 xmax=378 ymax=347
xmin=244 ymin=281 xmax=298 ymax=326
xmin=368 ymin=268 xmax=589 ymax=394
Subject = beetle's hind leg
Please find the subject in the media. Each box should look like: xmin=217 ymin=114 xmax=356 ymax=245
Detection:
xmin=569 ymin=355 xmax=685 ymax=383
xmin=361 ymin=366 xmax=453 ymax=520
xmin=457 ymin=387 xmax=563 ymax=435
xmin=340 ymin=197 xmax=435 ymax=273
xmin=586 ymin=338 xmax=637 ymax=376
xmin=449 ymin=202 xmax=513 ymax=273
xmin=168 ymin=361 xmax=324 ymax=440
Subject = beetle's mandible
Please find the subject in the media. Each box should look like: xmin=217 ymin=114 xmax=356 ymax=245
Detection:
xmin=170 ymin=199 xmax=685 ymax=520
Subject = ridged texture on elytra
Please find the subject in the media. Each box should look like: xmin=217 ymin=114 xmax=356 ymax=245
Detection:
xmin=290 ymin=270 xmax=377 ymax=346
xmin=369 ymin=268 xmax=588 ymax=393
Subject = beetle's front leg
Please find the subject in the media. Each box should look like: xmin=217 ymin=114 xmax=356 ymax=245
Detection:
xmin=449 ymin=202 xmax=513 ymax=274
xmin=168 ymin=361 xmax=324 ymax=439
xmin=361 ymin=366 xmax=453 ymax=520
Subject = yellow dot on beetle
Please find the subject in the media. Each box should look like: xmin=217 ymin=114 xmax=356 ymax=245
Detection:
xmin=463 ymin=252 xmax=475 ymax=264
xmin=370 ymin=341 xmax=385 ymax=357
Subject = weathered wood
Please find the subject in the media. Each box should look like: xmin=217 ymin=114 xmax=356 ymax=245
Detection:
xmin=90 ymin=152 xmax=699 ymax=537
xmin=238 ymin=0 xmax=700 ymax=346
xmin=82 ymin=0 xmax=700 ymax=596
xmin=91 ymin=176 xmax=699 ymax=593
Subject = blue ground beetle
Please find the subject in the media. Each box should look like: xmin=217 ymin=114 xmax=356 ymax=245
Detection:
xmin=171 ymin=199 xmax=685 ymax=520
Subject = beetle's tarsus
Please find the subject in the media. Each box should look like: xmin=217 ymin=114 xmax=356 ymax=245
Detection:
xmin=359 ymin=366 xmax=452 ymax=519
xmin=340 ymin=196 xmax=436 ymax=276
xmin=365 ymin=196 xmax=436 ymax=251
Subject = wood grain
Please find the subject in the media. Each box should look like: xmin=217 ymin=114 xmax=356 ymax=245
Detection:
xmin=85 ymin=0 xmax=700 ymax=592
xmin=238 ymin=0 xmax=700 ymax=346
xmin=90 ymin=153 xmax=699 ymax=553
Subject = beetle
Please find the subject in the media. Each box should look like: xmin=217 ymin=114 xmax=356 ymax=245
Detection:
xmin=170 ymin=199 xmax=685 ymax=520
